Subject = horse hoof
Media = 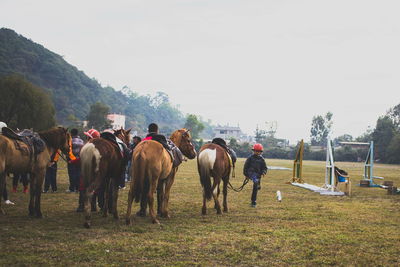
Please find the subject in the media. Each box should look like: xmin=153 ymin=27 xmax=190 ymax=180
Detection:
xmin=161 ymin=213 xmax=170 ymax=219
xmin=36 ymin=213 xmax=43 ymax=218
xmin=223 ymin=208 xmax=228 ymax=213
xmin=152 ymin=219 xmax=160 ymax=224
xmin=202 ymin=208 xmax=207 ymax=215
xmin=125 ymin=218 xmax=131 ymax=225
xmin=84 ymin=222 xmax=91 ymax=229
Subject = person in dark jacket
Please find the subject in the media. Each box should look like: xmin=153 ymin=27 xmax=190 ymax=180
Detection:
xmin=143 ymin=123 xmax=170 ymax=151
xmin=243 ymin=143 xmax=268 ymax=207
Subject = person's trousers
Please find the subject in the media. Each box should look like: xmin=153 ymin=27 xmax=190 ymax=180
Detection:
xmin=44 ymin=163 xmax=57 ymax=192
xmin=67 ymin=163 xmax=80 ymax=191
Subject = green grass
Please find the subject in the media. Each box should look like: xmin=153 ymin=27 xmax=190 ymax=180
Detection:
xmin=1 ymin=158 xmax=399 ymax=266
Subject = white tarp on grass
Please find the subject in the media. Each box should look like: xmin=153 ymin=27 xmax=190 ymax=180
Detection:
xmin=291 ymin=182 xmax=345 ymax=196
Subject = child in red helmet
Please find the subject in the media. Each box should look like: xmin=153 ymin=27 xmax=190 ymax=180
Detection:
xmin=243 ymin=143 xmax=268 ymax=207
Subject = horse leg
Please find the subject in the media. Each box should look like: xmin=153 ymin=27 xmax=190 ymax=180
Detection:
xmin=148 ymin=180 xmax=159 ymax=224
xmin=161 ymin=174 xmax=175 ymax=219
xmin=0 ymin=172 xmax=5 ymax=215
xmin=102 ymin=179 xmax=110 ymax=218
xmin=84 ymin=189 xmax=93 ymax=228
xmin=136 ymin=192 xmax=147 ymax=217
xmin=28 ymin=173 xmax=35 ymax=216
xmin=34 ymin=170 xmax=45 ymax=218
xmin=112 ymin=178 xmax=119 ymax=220
xmin=214 ymin=186 xmax=220 ymax=210
xmin=222 ymin=177 xmax=228 ymax=213
xmin=212 ymin=180 xmax=222 ymax=214
xmin=157 ymin=179 xmax=164 ymax=216
xmin=202 ymin=191 xmax=207 ymax=215
xmin=125 ymin=184 xmax=135 ymax=225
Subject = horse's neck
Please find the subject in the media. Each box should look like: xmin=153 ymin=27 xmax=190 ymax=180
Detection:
xmin=170 ymin=134 xmax=181 ymax=147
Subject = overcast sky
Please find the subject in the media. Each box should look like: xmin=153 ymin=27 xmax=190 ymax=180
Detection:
xmin=2 ymin=0 xmax=399 ymax=143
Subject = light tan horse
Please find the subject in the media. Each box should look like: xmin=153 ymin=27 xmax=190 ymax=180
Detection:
xmin=197 ymin=143 xmax=232 ymax=215
xmin=126 ymin=129 xmax=197 ymax=224
xmin=0 ymin=127 xmax=70 ymax=216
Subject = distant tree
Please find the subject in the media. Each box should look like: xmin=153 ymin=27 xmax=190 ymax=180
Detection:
xmin=310 ymin=112 xmax=333 ymax=146
xmin=0 ymin=74 xmax=55 ymax=130
xmin=372 ymin=116 xmax=396 ymax=161
xmin=184 ymin=114 xmax=204 ymax=140
xmin=387 ymin=104 xmax=400 ymax=130
xmin=386 ymin=133 xmax=400 ymax=163
xmin=355 ymin=127 xmax=373 ymax=142
xmin=86 ymin=102 xmax=112 ymax=130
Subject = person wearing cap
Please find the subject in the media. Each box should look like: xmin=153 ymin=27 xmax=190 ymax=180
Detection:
xmin=243 ymin=143 xmax=268 ymax=207
xmin=84 ymin=128 xmax=100 ymax=140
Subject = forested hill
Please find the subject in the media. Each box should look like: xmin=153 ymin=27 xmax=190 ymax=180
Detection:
xmin=0 ymin=28 xmax=185 ymax=133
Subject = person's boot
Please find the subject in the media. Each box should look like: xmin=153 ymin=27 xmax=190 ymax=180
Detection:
xmin=76 ymin=191 xmax=84 ymax=212
xmin=23 ymin=186 xmax=29 ymax=193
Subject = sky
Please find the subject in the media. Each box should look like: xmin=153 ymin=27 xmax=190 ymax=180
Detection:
xmin=1 ymin=0 xmax=399 ymax=143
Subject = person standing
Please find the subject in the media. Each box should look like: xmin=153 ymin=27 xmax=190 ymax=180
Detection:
xmin=43 ymin=150 xmax=60 ymax=193
xmin=243 ymin=143 xmax=268 ymax=207
xmin=67 ymin=129 xmax=84 ymax=193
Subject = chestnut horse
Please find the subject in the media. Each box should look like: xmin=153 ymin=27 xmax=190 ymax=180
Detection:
xmin=126 ymin=129 xmax=197 ymax=224
xmin=197 ymin=143 xmax=232 ymax=215
xmin=80 ymin=128 xmax=131 ymax=228
xmin=0 ymin=127 xmax=70 ymax=217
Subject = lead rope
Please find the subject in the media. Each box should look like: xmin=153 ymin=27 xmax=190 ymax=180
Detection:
xmin=227 ymin=176 xmax=250 ymax=192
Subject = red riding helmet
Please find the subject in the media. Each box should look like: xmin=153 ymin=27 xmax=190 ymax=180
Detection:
xmin=84 ymin=129 xmax=100 ymax=139
xmin=252 ymin=143 xmax=264 ymax=152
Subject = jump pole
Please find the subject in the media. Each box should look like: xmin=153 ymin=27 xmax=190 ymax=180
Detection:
xmin=339 ymin=141 xmax=384 ymax=187
xmin=289 ymin=138 xmax=345 ymax=196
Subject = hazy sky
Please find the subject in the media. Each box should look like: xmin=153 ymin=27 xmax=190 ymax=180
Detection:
xmin=2 ymin=0 xmax=399 ymax=143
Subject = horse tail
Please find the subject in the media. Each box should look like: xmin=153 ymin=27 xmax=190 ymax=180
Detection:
xmin=80 ymin=143 xmax=100 ymax=187
xmin=198 ymin=149 xmax=216 ymax=201
xmin=133 ymin=152 xmax=146 ymax=203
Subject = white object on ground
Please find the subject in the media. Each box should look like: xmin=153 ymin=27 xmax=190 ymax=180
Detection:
xmin=291 ymin=182 xmax=345 ymax=196
xmin=5 ymin=200 xmax=15 ymax=205
xmin=268 ymin=166 xmax=291 ymax=170
xmin=276 ymin=190 xmax=282 ymax=201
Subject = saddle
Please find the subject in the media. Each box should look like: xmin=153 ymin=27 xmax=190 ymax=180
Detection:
xmin=1 ymin=127 xmax=46 ymax=161
xmin=100 ymin=132 xmax=130 ymax=160
xmin=167 ymin=140 xmax=183 ymax=168
xmin=211 ymin=138 xmax=237 ymax=165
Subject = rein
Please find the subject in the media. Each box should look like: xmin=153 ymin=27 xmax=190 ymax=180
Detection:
xmin=227 ymin=176 xmax=250 ymax=192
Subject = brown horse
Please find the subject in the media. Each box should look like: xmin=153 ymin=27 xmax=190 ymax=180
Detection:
xmin=126 ymin=129 xmax=197 ymax=224
xmin=0 ymin=127 xmax=70 ymax=217
xmin=197 ymin=143 xmax=232 ymax=215
xmin=80 ymin=128 xmax=131 ymax=228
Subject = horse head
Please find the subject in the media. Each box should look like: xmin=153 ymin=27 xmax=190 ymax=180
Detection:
xmin=39 ymin=127 xmax=70 ymax=155
xmin=114 ymin=128 xmax=131 ymax=146
xmin=171 ymin=128 xmax=197 ymax=159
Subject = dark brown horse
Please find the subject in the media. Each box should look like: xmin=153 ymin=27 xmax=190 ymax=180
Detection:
xmin=126 ymin=129 xmax=197 ymax=224
xmin=197 ymin=143 xmax=232 ymax=215
xmin=0 ymin=127 xmax=70 ymax=216
xmin=80 ymin=128 xmax=131 ymax=228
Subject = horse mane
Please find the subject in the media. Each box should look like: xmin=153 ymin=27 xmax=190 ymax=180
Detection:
xmin=39 ymin=127 xmax=67 ymax=150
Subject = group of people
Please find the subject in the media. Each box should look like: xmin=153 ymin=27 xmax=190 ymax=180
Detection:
xmin=1 ymin=120 xmax=269 ymax=209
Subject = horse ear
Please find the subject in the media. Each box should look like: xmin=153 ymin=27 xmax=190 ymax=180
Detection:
xmin=126 ymin=128 xmax=132 ymax=134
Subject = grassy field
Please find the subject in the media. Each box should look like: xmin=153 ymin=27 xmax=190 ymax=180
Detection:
xmin=1 ymin=158 xmax=399 ymax=266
